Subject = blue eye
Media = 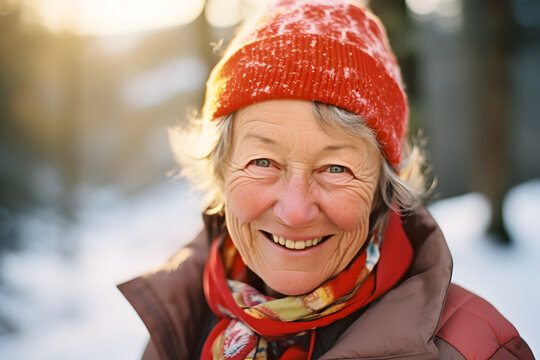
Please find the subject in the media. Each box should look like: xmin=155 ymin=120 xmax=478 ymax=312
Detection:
xmin=254 ymin=158 xmax=271 ymax=167
xmin=327 ymin=165 xmax=346 ymax=173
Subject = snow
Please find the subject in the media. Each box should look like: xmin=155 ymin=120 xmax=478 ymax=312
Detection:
xmin=0 ymin=179 xmax=538 ymax=358
xmin=0 ymin=180 xmax=204 ymax=360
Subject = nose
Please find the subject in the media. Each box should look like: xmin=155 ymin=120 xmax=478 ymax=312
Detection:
xmin=273 ymin=173 xmax=320 ymax=227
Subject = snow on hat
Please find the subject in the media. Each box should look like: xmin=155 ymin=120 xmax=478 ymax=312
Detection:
xmin=203 ymin=0 xmax=409 ymax=166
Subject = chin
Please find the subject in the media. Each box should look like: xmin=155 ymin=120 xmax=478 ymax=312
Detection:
xmin=262 ymin=270 xmax=324 ymax=296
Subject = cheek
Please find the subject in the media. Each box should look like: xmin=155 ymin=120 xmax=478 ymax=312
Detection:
xmin=226 ymin=179 xmax=276 ymax=223
xmin=319 ymin=186 xmax=376 ymax=230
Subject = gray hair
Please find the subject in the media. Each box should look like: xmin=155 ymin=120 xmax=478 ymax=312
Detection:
xmin=169 ymin=102 xmax=431 ymax=226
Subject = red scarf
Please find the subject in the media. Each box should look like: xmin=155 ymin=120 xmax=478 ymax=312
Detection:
xmin=202 ymin=212 xmax=412 ymax=359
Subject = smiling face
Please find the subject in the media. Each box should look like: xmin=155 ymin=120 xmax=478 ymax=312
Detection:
xmin=222 ymin=99 xmax=381 ymax=296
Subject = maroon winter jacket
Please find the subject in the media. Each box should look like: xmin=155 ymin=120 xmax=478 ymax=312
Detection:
xmin=118 ymin=207 xmax=535 ymax=359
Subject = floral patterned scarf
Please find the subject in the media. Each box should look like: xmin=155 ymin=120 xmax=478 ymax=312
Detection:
xmin=202 ymin=212 xmax=412 ymax=360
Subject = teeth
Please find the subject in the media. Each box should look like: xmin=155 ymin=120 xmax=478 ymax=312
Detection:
xmin=270 ymin=234 xmax=324 ymax=250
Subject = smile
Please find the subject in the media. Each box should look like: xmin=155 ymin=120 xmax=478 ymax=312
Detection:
xmin=261 ymin=231 xmax=331 ymax=250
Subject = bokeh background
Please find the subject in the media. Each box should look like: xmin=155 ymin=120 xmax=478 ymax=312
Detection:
xmin=0 ymin=0 xmax=539 ymax=358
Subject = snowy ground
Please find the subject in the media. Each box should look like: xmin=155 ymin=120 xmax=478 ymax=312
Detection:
xmin=0 ymin=179 xmax=538 ymax=359
xmin=430 ymin=182 xmax=540 ymax=355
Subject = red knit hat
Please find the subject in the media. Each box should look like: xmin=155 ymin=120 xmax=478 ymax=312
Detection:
xmin=203 ymin=0 xmax=408 ymax=166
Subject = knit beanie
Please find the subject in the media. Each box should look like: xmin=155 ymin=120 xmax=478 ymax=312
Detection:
xmin=203 ymin=0 xmax=408 ymax=167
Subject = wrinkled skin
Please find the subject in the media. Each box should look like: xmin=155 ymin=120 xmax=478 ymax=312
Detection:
xmin=223 ymin=99 xmax=380 ymax=296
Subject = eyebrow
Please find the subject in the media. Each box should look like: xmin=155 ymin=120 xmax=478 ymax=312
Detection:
xmin=244 ymin=133 xmax=357 ymax=153
xmin=320 ymin=144 xmax=357 ymax=153
xmin=245 ymin=134 xmax=279 ymax=145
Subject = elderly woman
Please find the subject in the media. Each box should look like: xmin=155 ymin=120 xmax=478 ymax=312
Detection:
xmin=119 ymin=1 xmax=534 ymax=359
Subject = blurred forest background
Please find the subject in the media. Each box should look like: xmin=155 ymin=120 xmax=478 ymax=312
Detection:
xmin=0 ymin=0 xmax=539 ymax=358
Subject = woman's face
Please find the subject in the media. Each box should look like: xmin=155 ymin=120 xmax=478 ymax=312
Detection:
xmin=223 ymin=99 xmax=380 ymax=296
